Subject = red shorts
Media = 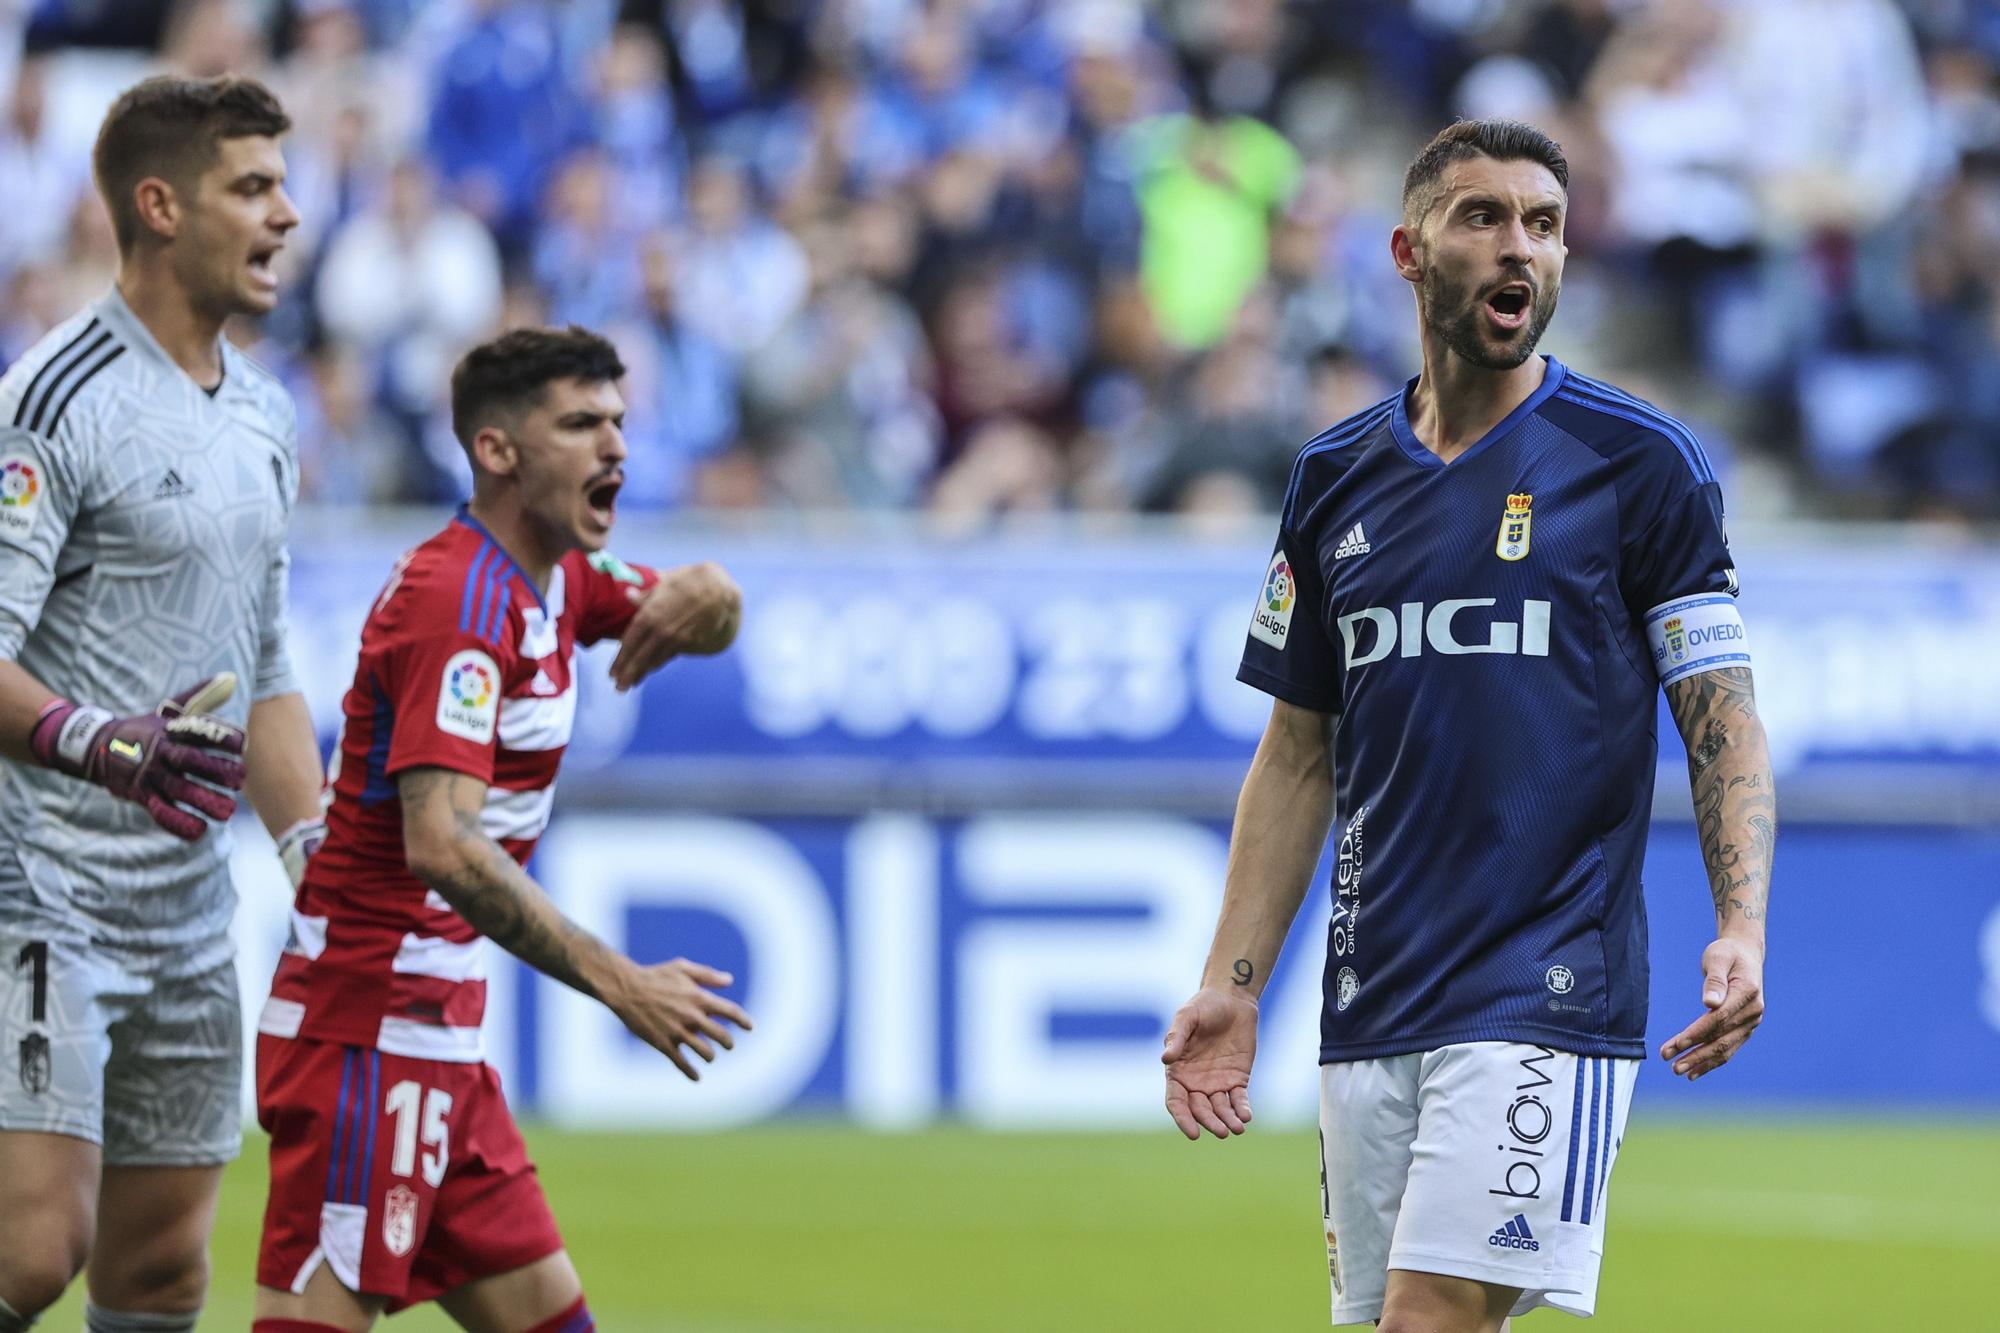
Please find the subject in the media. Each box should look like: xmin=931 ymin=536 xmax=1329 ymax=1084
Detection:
xmin=255 ymin=1034 xmax=563 ymax=1310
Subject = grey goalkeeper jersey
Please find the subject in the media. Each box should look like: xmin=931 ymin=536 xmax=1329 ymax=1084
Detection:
xmin=0 ymin=287 xmax=299 ymax=956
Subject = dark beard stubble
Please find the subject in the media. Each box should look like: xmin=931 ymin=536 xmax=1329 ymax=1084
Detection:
xmin=1421 ymin=262 xmax=1559 ymax=371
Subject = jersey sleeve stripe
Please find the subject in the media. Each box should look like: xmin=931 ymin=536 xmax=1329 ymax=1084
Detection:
xmin=41 ymin=345 xmax=124 ymax=436
xmin=11 ymin=317 xmax=99 ymax=426
xmin=459 ymin=541 xmax=495 ymax=634
xmin=1285 ymin=397 xmax=1397 ymax=505
xmin=483 ymin=576 xmax=514 ymax=642
xmin=23 ymin=328 xmax=115 ymax=433
xmin=1555 ymin=382 xmax=1714 ymax=484
xmin=1557 ymin=382 xmax=1712 ymax=481
xmin=360 ymin=683 xmax=397 ymax=802
xmin=476 ymin=544 xmax=508 ymax=640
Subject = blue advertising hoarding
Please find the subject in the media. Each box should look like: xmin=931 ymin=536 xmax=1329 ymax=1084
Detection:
xmin=230 ymin=517 xmax=2000 ymax=1123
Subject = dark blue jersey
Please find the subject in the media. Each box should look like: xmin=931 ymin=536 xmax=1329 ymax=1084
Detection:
xmin=1239 ymin=357 xmax=1736 ymax=1062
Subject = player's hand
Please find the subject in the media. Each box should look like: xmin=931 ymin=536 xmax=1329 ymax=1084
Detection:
xmin=608 ymin=562 xmax=742 ymax=692
xmin=1162 ymin=986 xmax=1259 ymax=1141
xmin=610 ymin=957 xmax=754 ymax=1081
xmin=29 ymin=673 xmax=247 ymax=841
xmin=1660 ymin=935 xmax=1765 ymax=1080
xmin=277 ymin=815 xmax=327 ymax=889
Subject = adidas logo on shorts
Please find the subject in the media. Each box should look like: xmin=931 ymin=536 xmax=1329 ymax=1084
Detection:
xmin=1333 ymin=522 xmax=1371 ymax=559
xmin=1488 ymin=1213 xmax=1539 ymax=1252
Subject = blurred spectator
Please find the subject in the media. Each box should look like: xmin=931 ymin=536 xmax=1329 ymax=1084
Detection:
xmin=929 ymin=418 xmax=1065 ymax=530
xmin=616 ymin=0 xmax=811 ymax=127
xmin=674 ymin=153 xmax=808 ymax=354
xmin=1129 ymin=70 xmax=1299 ymax=349
xmin=424 ymin=0 xmax=583 ymax=256
xmin=533 ymin=147 xmax=640 ymax=329
xmin=609 ymin=230 xmax=739 ymax=510
xmin=293 ymin=335 xmax=422 ymax=504
xmin=0 ymin=0 xmax=1995 ymax=522
xmin=741 ymin=212 xmax=939 ymax=508
xmin=592 ymin=23 xmax=681 ymax=232
xmin=1139 ymin=291 xmax=1308 ymax=513
xmin=1585 ymin=3 xmax=1759 ymax=364
xmin=0 ymin=54 xmax=86 ymax=285
xmin=315 ymin=157 xmax=502 ymax=430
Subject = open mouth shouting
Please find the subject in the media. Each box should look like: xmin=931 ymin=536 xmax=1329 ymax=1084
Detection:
xmin=585 ymin=471 xmax=623 ymax=531
xmin=1484 ymin=280 xmax=1532 ymax=334
xmin=247 ymin=240 xmax=283 ymax=293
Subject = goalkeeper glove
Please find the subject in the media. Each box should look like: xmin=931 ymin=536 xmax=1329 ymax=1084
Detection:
xmin=28 ymin=672 xmax=247 ymax=841
xmin=276 ymin=815 xmax=326 ymax=889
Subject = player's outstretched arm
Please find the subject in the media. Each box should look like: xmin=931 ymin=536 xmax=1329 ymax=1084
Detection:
xmin=398 ymin=765 xmax=752 ymax=1079
xmin=1164 ymin=698 xmax=1335 ymax=1141
xmin=245 ymin=690 xmax=327 ymax=886
xmin=1660 ymin=665 xmax=1776 ymax=1080
xmin=608 ymin=560 xmax=742 ymax=692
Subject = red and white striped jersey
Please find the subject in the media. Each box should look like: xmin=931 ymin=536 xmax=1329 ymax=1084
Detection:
xmin=259 ymin=508 xmax=655 ymax=1062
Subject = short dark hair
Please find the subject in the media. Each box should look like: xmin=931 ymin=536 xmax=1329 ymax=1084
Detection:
xmin=450 ymin=325 xmax=627 ymax=449
xmin=1402 ymin=119 xmax=1568 ymax=228
xmin=93 ymin=75 xmax=291 ymax=252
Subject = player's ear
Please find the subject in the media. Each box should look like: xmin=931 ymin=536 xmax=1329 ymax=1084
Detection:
xmin=1389 ymin=223 xmax=1422 ymax=285
xmin=471 ymin=425 xmax=519 ymax=478
xmin=131 ymin=176 xmax=181 ymax=243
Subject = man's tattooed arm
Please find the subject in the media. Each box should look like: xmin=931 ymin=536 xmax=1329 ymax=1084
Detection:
xmin=1665 ymin=667 xmax=1777 ymax=934
xmin=398 ymin=767 xmax=630 ymax=1004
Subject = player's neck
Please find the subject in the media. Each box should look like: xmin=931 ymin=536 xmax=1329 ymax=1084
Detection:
xmin=465 ymin=496 xmax=559 ymax=594
xmin=114 ymin=264 xmax=225 ymax=390
xmin=1406 ymin=346 xmax=1547 ymax=464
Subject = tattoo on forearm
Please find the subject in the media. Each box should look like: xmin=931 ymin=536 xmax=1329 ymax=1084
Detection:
xmin=1690 ymin=719 xmax=1727 ymax=773
xmin=1232 ymin=958 xmax=1254 ymax=987
xmin=1666 ymin=668 xmax=1777 ymax=928
xmin=400 ymin=770 xmax=613 ymax=1001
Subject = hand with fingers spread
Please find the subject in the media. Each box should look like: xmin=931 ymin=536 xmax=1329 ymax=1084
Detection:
xmin=608 ymin=561 xmax=742 ymax=692
xmin=1163 ymin=986 xmax=1259 ymax=1141
xmin=1661 ymin=936 xmax=1765 ymax=1080
xmin=28 ymin=672 xmax=246 ymax=840
xmin=609 ymin=956 xmax=755 ymax=1081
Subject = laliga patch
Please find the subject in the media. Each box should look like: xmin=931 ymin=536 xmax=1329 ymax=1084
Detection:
xmin=1249 ymin=549 xmax=1297 ymax=649
xmin=436 ymin=648 xmax=500 ymax=743
xmin=1645 ymin=593 xmax=1750 ymax=687
xmin=0 ymin=454 xmax=43 ymax=543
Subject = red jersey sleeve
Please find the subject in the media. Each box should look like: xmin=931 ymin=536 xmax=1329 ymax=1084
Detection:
xmin=568 ymin=549 xmax=659 ymax=646
xmin=382 ymin=627 xmax=509 ymax=783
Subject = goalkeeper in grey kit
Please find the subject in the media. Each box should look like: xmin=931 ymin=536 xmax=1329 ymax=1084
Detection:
xmin=0 ymin=77 xmax=327 ymax=1331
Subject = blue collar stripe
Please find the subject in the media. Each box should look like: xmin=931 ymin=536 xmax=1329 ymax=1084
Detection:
xmin=453 ymin=508 xmax=550 ymax=616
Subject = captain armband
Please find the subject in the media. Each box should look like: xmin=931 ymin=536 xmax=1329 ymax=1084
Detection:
xmin=1644 ymin=593 xmax=1750 ymax=687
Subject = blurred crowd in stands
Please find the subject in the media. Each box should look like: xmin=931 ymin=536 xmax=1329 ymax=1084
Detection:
xmin=2 ymin=0 xmax=1998 ymax=524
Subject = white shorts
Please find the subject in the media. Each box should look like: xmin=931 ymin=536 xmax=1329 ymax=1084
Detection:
xmin=1317 ymin=1042 xmax=1638 ymax=1326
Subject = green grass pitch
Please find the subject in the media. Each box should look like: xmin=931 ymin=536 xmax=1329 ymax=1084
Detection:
xmin=46 ymin=1119 xmax=1999 ymax=1330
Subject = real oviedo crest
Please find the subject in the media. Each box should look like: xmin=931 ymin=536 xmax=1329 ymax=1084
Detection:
xmin=1496 ymin=493 xmax=1532 ymax=561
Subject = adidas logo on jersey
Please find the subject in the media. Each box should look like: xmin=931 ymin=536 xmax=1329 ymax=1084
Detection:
xmin=1333 ymin=523 xmax=1371 ymax=559
xmin=154 ymin=469 xmax=190 ymax=499
xmin=1488 ymin=1214 xmax=1539 ymax=1252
